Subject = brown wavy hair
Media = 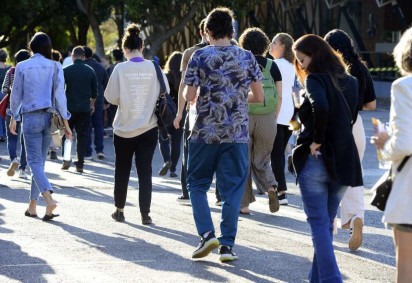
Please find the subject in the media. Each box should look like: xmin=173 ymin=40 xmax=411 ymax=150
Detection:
xmin=292 ymin=34 xmax=347 ymax=89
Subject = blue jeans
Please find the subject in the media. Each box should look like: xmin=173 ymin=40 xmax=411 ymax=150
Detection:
xmin=86 ymin=106 xmax=104 ymax=156
xmin=5 ymin=115 xmax=27 ymax=170
xmin=22 ymin=111 xmax=53 ymax=200
xmin=187 ymin=142 xmax=248 ymax=247
xmin=159 ymin=125 xmax=183 ymax=172
xmin=298 ymin=155 xmax=346 ymax=283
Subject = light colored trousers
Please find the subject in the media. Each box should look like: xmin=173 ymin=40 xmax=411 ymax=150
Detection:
xmin=241 ymin=113 xmax=277 ymax=208
xmin=340 ymin=114 xmax=365 ymax=227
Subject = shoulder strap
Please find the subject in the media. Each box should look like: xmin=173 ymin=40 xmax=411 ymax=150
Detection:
xmin=152 ymin=60 xmax=166 ymax=95
xmin=264 ymin=59 xmax=272 ymax=73
xmin=397 ymin=156 xmax=411 ymax=172
xmin=51 ymin=62 xmax=58 ymax=109
xmin=336 ymin=89 xmax=353 ymax=125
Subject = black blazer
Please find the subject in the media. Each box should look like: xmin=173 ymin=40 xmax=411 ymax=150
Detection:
xmin=292 ymin=73 xmax=363 ymax=187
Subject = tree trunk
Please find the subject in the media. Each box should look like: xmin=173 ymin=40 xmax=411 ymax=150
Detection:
xmin=144 ymin=2 xmax=200 ymax=59
xmin=76 ymin=0 xmax=105 ymax=57
xmin=114 ymin=1 xmax=125 ymax=49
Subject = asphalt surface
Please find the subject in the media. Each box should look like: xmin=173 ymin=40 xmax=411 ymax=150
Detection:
xmin=0 ymin=105 xmax=396 ymax=282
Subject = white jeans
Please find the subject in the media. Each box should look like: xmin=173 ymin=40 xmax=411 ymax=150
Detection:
xmin=340 ymin=114 xmax=365 ymax=227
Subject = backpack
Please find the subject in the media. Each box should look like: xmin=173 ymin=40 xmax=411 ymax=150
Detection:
xmin=249 ymin=59 xmax=278 ymax=115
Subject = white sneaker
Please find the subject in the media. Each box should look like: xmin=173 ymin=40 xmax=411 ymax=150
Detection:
xmin=7 ymin=158 xmax=19 ymax=177
xmin=18 ymin=169 xmax=28 ymax=179
xmin=349 ymin=216 xmax=363 ymax=251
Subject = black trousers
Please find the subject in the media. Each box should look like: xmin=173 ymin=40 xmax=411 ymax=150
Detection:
xmin=113 ymin=127 xmax=158 ymax=212
xmin=62 ymin=112 xmax=90 ymax=167
xmin=271 ymin=124 xmax=293 ymax=192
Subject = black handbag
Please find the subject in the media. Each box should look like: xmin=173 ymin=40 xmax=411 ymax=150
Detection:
xmin=371 ymin=155 xmax=410 ymax=211
xmin=152 ymin=61 xmax=177 ymax=130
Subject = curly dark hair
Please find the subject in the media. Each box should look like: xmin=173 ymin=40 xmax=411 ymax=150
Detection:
xmin=205 ymin=7 xmax=234 ymax=40
xmin=122 ymin=23 xmax=143 ymax=51
xmin=239 ymin=27 xmax=270 ymax=56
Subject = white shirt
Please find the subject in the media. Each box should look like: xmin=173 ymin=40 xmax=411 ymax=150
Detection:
xmin=274 ymin=58 xmax=295 ymax=125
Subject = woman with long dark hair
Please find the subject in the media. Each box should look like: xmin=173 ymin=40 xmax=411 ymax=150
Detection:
xmin=291 ymin=34 xmax=362 ymax=282
xmin=9 ymin=32 xmax=72 ymax=220
xmin=158 ymin=51 xmax=183 ymax=178
xmin=325 ymin=29 xmax=376 ymax=251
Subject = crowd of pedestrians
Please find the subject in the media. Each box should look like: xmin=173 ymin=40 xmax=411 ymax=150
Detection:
xmin=1 ymin=5 xmax=411 ymax=282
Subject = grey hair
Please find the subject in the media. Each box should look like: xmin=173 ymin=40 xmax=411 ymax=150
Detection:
xmin=393 ymin=27 xmax=412 ymax=76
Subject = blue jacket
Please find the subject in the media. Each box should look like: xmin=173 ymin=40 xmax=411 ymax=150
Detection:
xmin=10 ymin=53 xmax=70 ymax=121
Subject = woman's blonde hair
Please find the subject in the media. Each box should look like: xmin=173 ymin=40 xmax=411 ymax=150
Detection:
xmin=273 ymin=33 xmax=294 ymax=63
xmin=393 ymin=27 xmax=412 ymax=76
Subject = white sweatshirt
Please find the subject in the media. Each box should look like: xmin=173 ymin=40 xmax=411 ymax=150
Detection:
xmin=104 ymin=60 xmax=169 ymax=138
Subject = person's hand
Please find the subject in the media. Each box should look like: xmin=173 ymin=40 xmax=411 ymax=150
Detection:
xmin=310 ymin=142 xmax=321 ymax=157
xmin=104 ymin=103 xmax=110 ymax=110
xmin=371 ymin=131 xmax=389 ymax=150
xmin=9 ymin=117 xmax=17 ymax=135
xmin=64 ymin=127 xmax=73 ymax=140
xmin=173 ymin=113 xmax=182 ymax=129
xmin=90 ymin=106 xmax=95 ymax=115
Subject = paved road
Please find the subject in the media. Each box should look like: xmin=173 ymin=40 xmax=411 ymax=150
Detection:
xmin=0 ymin=105 xmax=396 ymax=282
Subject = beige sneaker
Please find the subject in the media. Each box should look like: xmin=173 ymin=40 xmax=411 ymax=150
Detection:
xmin=7 ymin=158 xmax=19 ymax=177
xmin=349 ymin=216 xmax=363 ymax=251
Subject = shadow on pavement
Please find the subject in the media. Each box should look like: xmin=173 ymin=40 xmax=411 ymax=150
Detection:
xmin=0 ymin=239 xmax=55 ymax=282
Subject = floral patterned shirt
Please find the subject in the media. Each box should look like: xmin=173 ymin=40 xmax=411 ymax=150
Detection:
xmin=184 ymin=45 xmax=263 ymax=144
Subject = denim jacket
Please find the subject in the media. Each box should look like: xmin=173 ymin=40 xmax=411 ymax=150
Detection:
xmin=10 ymin=53 xmax=71 ymax=121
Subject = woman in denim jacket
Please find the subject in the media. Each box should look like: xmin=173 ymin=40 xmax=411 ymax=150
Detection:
xmin=9 ymin=32 xmax=72 ymax=220
xmin=291 ymin=34 xmax=362 ymax=283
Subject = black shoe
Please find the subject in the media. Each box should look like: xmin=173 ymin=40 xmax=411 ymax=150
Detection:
xmin=218 ymin=245 xmax=239 ymax=262
xmin=158 ymin=161 xmax=172 ymax=176
xmin=170 ymin=171 xmax=178 ymax=178
xmin=61 ymin=160 xmax=71 ymax=170
xmin=278 ymin=193 xmax=288 ymax=205
xmin=24 ymin=210 xmax=37 ymax=217
xmin=73 ymin=161 xmax=83 ymax=173
xmin=42 ymin=214 xmax=59 ymax=221
xmin=177 ymin=195 xmax=190 ymax=203
xmin=141 ymin=213 xmax=152 ymax=225
xmin=50 ymin=151 xmax=58 ymax=160
xmin=112 ymin=210 xmax=125 ymax=222
xmin=192 ymin=232 xmax=219 ymax=259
